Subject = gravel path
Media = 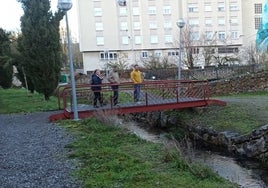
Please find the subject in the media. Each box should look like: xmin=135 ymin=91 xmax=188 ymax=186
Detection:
xmin=0 ymin=112 xmax=81 ymax=188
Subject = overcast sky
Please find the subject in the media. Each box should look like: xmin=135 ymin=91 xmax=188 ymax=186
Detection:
xmin=0 ymin=0 xmax=78 ymax=37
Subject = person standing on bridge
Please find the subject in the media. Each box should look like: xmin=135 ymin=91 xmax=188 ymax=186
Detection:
xmin=91 ymin=69 xmax=104 ymax=108
xmin=130 ymin=64 xmax=142 ymax=102
xmin=108 ymin=65 xmax=120 ymax=106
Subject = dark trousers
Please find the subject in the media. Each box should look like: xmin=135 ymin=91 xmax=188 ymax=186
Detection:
xmin=111 ymin=85 xmax=119 ymax=105
xmin=93 ymin=91 xmax=102 ymax=106
xmin=134 ymin=84 xmax=141 ymax=102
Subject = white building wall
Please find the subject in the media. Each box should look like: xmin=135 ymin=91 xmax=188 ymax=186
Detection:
xmin=77 ymin=0 xmax=263 ymax=72
xmin=241 ymin=0 xmax=263 ymax=46
xmin=83 ymin=53 xmax=102 ymax=72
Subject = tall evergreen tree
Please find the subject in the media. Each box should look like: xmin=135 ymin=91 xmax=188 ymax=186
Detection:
xmin=15 ymin=35 xmax=35 ymax=93
xmin=18 ymin=0 xmax=64 ymax=100
xmin=0 ymin=28 xmax=13 ymax=89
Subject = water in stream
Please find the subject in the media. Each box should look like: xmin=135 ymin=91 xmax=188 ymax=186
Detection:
xmin=192 ymin=151 xmax=267 ymax=188
xmin=120 ymin=121 xmax=268 ymax=188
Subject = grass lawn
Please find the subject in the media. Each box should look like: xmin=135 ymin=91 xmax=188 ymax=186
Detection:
xmin=170 ymin=91 xmax=268 ymax=134
xmin=0 ymin=88 xmax=58 ymax=114
xmin=59 ymin=118 xmax=236 ymax=188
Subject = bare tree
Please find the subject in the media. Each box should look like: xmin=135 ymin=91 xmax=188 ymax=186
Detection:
xmin=180 ymin=25 xmax=200 ymax=69
xmin=72 ymin=43 xmax=83 ymax=69
xmin=199 ymin=32 xmax=217 ymax=66
xmin=258 ymin=52 xmax=268 ymax=69
xmin=241 ymin=44 xmax=260 ymax=65
xmin=142 ymin=54 xmax=176 ymax=69
xmin=211 ymin=34 xmax=240 ymax=66
xmin=107 ymin=52 xmax=129 ymax=70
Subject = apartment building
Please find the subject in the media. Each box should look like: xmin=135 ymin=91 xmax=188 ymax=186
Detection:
xmin=77 ymin=0 xmax=264 ymax=72
xmin=242 ymin=0 xmax=263 ymax=46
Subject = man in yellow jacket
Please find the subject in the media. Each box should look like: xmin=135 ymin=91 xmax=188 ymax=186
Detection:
xmin=130 ymin=64 xmax=142 ymax=102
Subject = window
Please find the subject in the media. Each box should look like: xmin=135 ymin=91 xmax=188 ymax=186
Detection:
xmin=255 ymin=17 xmax=262 ymax=29
xmin=94 ymin=8 xmax=102 ymax=16
xmin=255 ymin=4 xmax=262 ymax=14
xmin=191 ymin=32 xmax=199 ymax=40
xmin=150 ymin=36 xmax=158 ymax=44
xmin=218 ymin=18 xmax=225 ymax=25
xmin=96 ymin=37 xmax=104 ymax=45
xmin=122 ymin=36 xmax=129 ymax=44
xmin=135 ymin=36 xmax=141 ymax=44
xmin=95 ymin=23 xmax=103 ymax=31
xmin=205 ymin=31 xmax=213 ymax=40
xmin=230 ymin=3 xmax=238 ymax=11
xmin=120 ymin=22 xmax=128 ymax=30
xmin=164 ymin=21 xmax=172 ymax=29
xmin=218 ymin=47 xmax=238 ymax=53
xmin=141 ymin=51 xmax=149 ymax=58
xmin=189 ymin=19 xmax=199 ymax=26
xmin=118 ymin=0 xmax=126 ymax=6
xmin=168 ymin=51 xmax=179 ymax=56
xmin=149 ymin=21 xmax=157 ymax=29
xmin=164 ymin=35 xmax=173 ymax=43
xmin=133 ymin=7 xmax=140 ymax=15
xmin=133 ymin=22 xmax=140 ymax=30
xmin=148 ymin=7 xmax=156 ymax=14
xmin=100 ymin=52 xmax=118 ymax=60
xmin=188 ymin=4 xmax=198 ymax=12
xmin=217 ymin=3 xmax=225 ymax=12
xmin=154 ymin=50 xmax=162 ymax=57
xmin=230 ymin=17 xmax=238 ymax=25
xmin=100 ymin=52 xmax=108 ymax=60
xmin=193 ymin=48 xmax=199 ymax=54
xmin=204 ymin=4 xmax=212 ymax=12
xmin=205 ymin=18 xmax=212 ymax=26
xmin=163 ymin=6 xmax=171 ymax=15
xmin=119 ymin=7 xmax=127 ymax=16
xmin=231 ymin=31 xmax=239 ymax=39
xmin=218 ymin=31 xmax=226 ymax=40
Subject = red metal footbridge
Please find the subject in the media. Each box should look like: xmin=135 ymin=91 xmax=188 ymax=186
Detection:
xmin=49 ymin=80 xmax=226 ymax=122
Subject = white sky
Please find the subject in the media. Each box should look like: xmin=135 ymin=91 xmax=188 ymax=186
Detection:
xmin=0 ymin=0 xmax=78 ymax=38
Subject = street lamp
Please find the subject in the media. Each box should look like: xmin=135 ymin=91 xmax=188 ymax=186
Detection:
xmin=58 ymin=0 xmax=79 ymax=120
xmin=176 ymin=18 xmax=185 ymax=80
xmin=104 ymin=50 xmax=109 ymax=79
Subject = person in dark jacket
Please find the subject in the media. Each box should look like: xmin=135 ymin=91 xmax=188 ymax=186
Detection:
xmin=91 ymin=69 xmax=103 ymax=108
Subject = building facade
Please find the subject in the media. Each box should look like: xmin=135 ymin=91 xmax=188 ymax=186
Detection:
xmin=77 ymin=0 xmax=263 ymax=72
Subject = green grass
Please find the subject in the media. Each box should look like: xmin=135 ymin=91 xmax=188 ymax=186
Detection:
xmin=0 ymin=88 xmax=58 ymax=114
xmin=171 ymin=91 xmax=268 ymax=134
xmin=60 ymin=118 xmax=235 ymax=188
xmin=172 ymin=105 xmax=258 ymax=134
xmin=213 ymin=91 xmax=268 ymax=97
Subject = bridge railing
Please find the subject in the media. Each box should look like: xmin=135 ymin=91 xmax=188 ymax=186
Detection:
xmin=56 ymin=80 xmax=210 ymax=111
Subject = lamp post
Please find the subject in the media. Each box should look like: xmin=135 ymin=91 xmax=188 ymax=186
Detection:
xmin=58 ymin=0 xmax=79 ymax=120
xmin=104 ymin=50 xmax=109 ymax=79
xmin=176 ymin=18 xmax=185 ymax=80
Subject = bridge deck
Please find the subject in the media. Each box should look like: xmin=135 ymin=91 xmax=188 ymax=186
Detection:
xmin=49 ymin=80 xmax=226 ymax=121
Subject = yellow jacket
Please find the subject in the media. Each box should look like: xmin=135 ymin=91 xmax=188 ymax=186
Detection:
xmin=130 ymin=69 xmax=142 ymax=83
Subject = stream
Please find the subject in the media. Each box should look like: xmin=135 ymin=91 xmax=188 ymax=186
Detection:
xmin=120 ymin=121 xmax=268 ymax=188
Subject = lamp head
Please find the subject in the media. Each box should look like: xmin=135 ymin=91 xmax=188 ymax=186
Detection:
xmin=176 ymin=18 xmax=185 ymax=29
xmin=58 ymin=0 xmax=72 ymax=11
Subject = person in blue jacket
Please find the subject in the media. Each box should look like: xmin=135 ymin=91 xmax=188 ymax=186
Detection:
xmin=91 ymin=69 xmax=103 ymax=108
